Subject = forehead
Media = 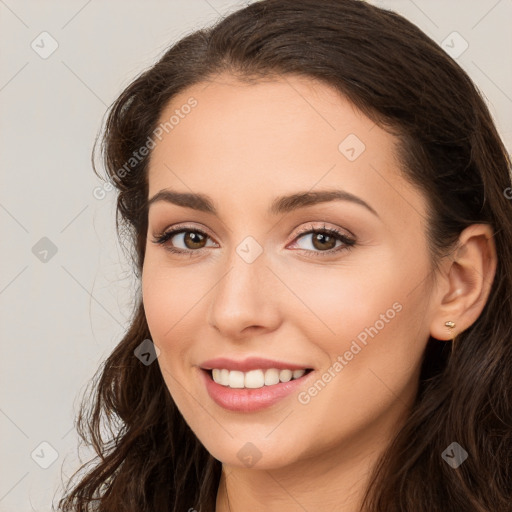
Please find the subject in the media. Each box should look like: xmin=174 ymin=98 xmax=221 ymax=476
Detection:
xmin=147 ymin=73 xmax=427 ymax=225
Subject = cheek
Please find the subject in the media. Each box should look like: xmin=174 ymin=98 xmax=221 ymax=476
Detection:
xmin=285 ymin=248 xmax=430 ymax=410
xmin=141 ymin=266 xmax=195 ymax=417
xmin=141 ymin=258 xmax=198 ymax=385
xmin=276 ymin=250 xmax=409 ymax=347
xmin=141 ymin=255 xmax=222 ymax=405
xmin=142 ymin=254 xmax=209 ymax=340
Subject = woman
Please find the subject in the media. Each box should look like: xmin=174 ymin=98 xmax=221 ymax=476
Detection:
xmin=59 ymin=0 xmax=512 ymax=510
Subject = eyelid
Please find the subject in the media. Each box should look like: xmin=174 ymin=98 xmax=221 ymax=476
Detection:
xmin=286 ymin=223 xmax=356 ymax=256
xmin=152 ymin=222 xmax=217 ymax=242
xmin=152 ymin=221 xmax=353 ymax=241
xmin=152 ymin=221 xmax=356 ymax=256
xmin=291 ymin=222 xmax=355 ymax=241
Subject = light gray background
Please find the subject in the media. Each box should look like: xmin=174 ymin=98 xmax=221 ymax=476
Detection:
xmin=1 ymin=0 xmax=511 ymax=510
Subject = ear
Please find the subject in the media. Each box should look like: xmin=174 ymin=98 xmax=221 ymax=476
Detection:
xmin=429 ymin=224 xmax=497 ymax=341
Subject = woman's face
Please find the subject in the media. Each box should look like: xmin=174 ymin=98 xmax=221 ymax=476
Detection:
xmin=142 ymin=74 xmax=436 ymax=470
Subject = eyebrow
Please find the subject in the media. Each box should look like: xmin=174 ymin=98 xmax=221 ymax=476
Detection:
xmin=147 ymin=189 xmax=379 ymax=218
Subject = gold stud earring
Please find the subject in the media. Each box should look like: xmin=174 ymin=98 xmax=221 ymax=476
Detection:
xmin=445 ymin=321 xmax=456 ymax=329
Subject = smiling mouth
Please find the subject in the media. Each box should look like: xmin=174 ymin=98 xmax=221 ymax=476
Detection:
xmin=203 ymin=368 xmax=314 ymax=389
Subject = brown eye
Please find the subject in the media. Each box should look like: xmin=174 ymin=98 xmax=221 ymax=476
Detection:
xmin=152 ymin=227 xmax=217 ymax=253
xmin=183 ymin=231 xmax=207 ymax=249
xmin=290 ymin=225 xmax=356 ymax=258
xmin=311 ymin=232 xmax=337 ymax=251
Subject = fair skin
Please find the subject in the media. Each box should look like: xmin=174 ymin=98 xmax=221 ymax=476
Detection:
xmin=141 ymin=73 xmax=496 ymax=511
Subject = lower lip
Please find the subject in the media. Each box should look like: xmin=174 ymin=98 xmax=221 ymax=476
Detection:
xmin=199 ymin=368 xmax=314 ymax=412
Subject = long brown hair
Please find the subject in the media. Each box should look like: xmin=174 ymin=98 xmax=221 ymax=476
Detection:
xmin=58 ymin=1 xmax=512 ymax=510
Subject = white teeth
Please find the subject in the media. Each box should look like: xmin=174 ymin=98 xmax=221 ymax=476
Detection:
xmin=220 ymin=369 xmax=230 ymax=386
xmin=213 ymin=368 xmax=232 ymax=386
xmin=293 ymin=369 xmax=306 ymax=379
xmin=210 ymin=368 xmax=309 ymax=388
xmin=245 ymin=370 xmax=265 ymax=388
xmin=228 ymin=370 xmax=245 ymax=388
xmin=264 ymin=368 xmax=280 ymax=386
xmin=279 ymin=369 xmax=292 ymax=382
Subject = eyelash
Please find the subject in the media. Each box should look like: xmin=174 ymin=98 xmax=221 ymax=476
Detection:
xmin=151 ymin=223 xmax=356 ymax=258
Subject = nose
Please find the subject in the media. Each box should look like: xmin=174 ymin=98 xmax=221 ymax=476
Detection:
xmin=207 ymin=248 xmax=282 ymax=339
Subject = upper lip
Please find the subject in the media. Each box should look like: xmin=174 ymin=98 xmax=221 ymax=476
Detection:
xmin=199 ymin=357 xmax=313 ymax=372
